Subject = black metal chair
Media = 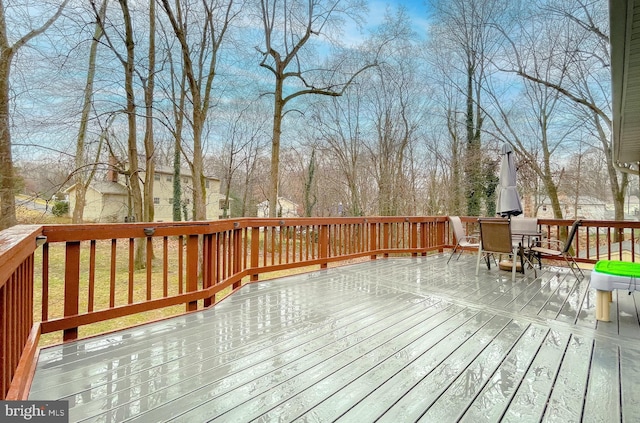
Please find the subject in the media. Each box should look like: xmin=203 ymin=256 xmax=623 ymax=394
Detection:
xmin=530 ymin=220 xmax=584 ymax=279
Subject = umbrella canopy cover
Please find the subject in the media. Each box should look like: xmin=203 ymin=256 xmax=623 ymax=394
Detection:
xmin=496 ymin=143 xmax=523 ymax=217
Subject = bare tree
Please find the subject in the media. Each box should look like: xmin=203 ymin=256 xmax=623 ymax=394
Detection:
xmin=91 ymin=0 xmax=145 ymax=223
xmin=256 ymin=0 xmax=377 ymax=217
xmin=0 ymin=0 xmax=69 ymax=229
xmin=72 ymin=0 xmax=108 ymax=223
xmin=142 ymin=0 xmax=157 ymax=223
xmin=364 ymin=11 xmax=424 ymax=216
xmin=214 ymin=102 xmax=269 ymax=218
xmin=160 ymin=0 xmax=242 ymax=221
xmin=314 ymin=89 xmax=366 ymax=216
xmin=487 ymin=83 xmax=577 ymax=219
xmin=429 ymin=0 xmax=507 ymax=216
xmin=496 ymin=0 xmax=624 ymax=220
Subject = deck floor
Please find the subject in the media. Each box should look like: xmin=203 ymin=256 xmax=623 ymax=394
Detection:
xmin=29 ymin=255 xmax=640 ymax=422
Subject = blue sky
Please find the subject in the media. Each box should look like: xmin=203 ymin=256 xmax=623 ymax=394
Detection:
xmin=358 ymin=0 xmax=431 ymax=41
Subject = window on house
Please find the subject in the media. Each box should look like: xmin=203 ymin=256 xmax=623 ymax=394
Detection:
xmin=153 ymin=197 xmax=160 ymax=204
xmin=168 ymin=198 xmax=173 ymax=205
xmin=205 ymin=180 xmax=210 ymax=188
xmin=166 ymin=176 xmax=172 ymax=182
xmin=182 ymin=177 xmax=188 ymax=184
xmin=154 ymin=175 xmax=161 ymax=181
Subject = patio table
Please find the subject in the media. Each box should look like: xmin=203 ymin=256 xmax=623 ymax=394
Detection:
xmin=500 ymin=230 xmax=542 ymax=276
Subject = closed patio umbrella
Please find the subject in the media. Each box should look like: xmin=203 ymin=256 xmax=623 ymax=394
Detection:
xmin=496 ymin=143 xmax=522 ymax=218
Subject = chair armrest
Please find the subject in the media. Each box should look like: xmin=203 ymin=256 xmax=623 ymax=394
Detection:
xmin=531 ymin=239 xmax=564 ymax=252
xmin=463 ymin=234 xmax=480 ymax=243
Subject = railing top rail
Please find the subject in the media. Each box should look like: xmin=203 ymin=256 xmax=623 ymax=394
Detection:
xmin=0 ymin=225 xmax=42 ymax=288
xmin=457 ymin=217 xmax=640 ymax=229
xmin=37 ymin=216 xmax=448 ymax=243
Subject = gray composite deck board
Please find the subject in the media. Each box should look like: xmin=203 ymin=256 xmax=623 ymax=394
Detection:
xmin=29 ymin=255 xmax=640 ymax=422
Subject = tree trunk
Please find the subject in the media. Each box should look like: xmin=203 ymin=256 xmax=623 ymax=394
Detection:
xmin=172 ymin=137 xmax=182 ymax=221
xmin=0 ymin=55 xmax=15 ymax=229
xmin=143 ymin=0 xmax=156 ymax=223
xmin=269 ymin=78 xmax=284 ymax=218
xmin=0 ymin=0 xmax=68 ymax=230
xmin=191 ymin=115 xmax=206 ymax=221
xmin=73 ymin=0 xmax=107 ymax=224
xmin=465 ymin=60 xmax=482 ymax=216
xmin=120 ymin=0 xmax=143 ymax=223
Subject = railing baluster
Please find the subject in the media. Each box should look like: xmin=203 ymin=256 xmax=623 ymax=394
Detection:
xmin=233 ymin=227 xmax=242 ymax=290
xmin=128 ymin=238 xmax=134 ymax=304
xmin=88 ymin=240 xmax=96 ymax=312
xmin=41 ymin=243 xmax=49 ymax=322
xmin=110 ymin=239 xmax=116 ymax=308
xmin=215 ymin=232 xmax=221 ymax=289
xmin=203 ymin=233 xmax=213 ymax=307
xmin=163 ymin=237 xmax=168 ymax=297
xmin=178 ymin=235 xmax=183 ymax=294
xmin=222 ymin=231 xmax=228 ymax=281
xmin=1 ymin=279 xmax=6 ymax=397
xmin=251 ymin=227 xmax=259 ymax=282
xmin=146 ymin=236 xmax=152 ymax=301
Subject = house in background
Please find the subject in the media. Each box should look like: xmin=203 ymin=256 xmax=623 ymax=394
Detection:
xmin=533 ymin=194 xmax=640 ymax=221
xmin=66 ymin=165 xmax=225 ymax=222
xmin=257 ymin=197 xmax=300 ymax=218
xmin=535 ymin=196 xmax=609 ymax=220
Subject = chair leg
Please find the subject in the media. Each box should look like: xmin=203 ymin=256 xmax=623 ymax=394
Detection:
xmin=564 ymin=254 xmax=584 ymax=279
xmin=511 ymin=247 xmax=517 ymax=281
xmin=521 ymin=252 xmax=537 ymax=278
xmin=476 ymin=246 xmax=483 ymax=276
xmin=447 ymin=244 xmax=459 ymax=264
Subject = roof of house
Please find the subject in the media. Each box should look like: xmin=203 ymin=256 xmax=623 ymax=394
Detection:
xmin=611 ymin=0 xmax=640 ymax=166
xmin=66 ymin=181 xmax=128 ymax=196
xmin=153 ymin=165 xmax=220 ymax=181
xmin=257 ymin=197 xmax=299 ymax=208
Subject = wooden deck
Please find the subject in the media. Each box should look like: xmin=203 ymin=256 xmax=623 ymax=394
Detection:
xmin=29 ymin=255 xmax=640 ymax=422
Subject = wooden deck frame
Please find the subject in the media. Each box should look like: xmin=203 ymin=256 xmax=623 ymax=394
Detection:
xmin=27 ymin=256 xmax=640 ymax=422
xmin=3 ymin=217 xmax=640 ymax=402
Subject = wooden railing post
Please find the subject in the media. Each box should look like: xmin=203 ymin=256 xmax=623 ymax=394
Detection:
xmin=411 ymin=221 xmax=418 ymax=256
xmin=232 ymin=224 xmax=242 ymax=290
xmin=437 ymin=220 xmax=446 ymax=253
xmin=383 ymin=223 xmax=390 ymax=258
xmin=63 ymin=241 xmax=80 ymax=342
xmin=186 ymin=234 xmax=198 ymax=312
xmin=319 ymin=224 xmax=329 ymax=269
xmin=369 ymin=221 xmax=377 ymax=260
xmin=420 ymin=221 xmax=428 ymax=255
xmin=250 ymin=227 xmax=260 ymax=281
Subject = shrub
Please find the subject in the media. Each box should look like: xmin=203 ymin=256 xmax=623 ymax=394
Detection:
xmin=51 ymin=201 xmax=69 ymax=217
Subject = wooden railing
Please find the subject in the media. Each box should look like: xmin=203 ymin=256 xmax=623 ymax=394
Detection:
xmin=3 ymin=216 xmax=640 ymax=400
xmin=0 ymin=216 xmax=447 ymax=400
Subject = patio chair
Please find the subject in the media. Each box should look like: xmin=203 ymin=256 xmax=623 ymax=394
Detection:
xmin=476 ymin=218 xmax=519 ymax=281
xmin=447 ymin=216 xmax=480 ymax=264
xmin=529 ymin=219 xmax=584 ymax=279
